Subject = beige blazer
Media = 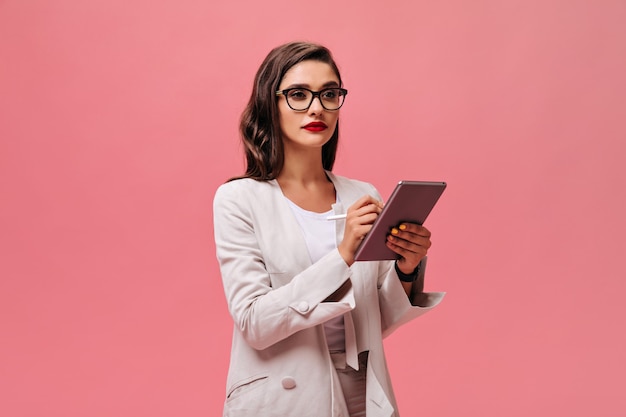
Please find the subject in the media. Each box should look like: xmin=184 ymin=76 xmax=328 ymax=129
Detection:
xmin=213 ymin=172 xmax=444 ymax=417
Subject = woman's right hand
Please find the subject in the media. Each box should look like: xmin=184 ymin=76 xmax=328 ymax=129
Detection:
xmin=337 ymin=195 xmax=384 ymax=266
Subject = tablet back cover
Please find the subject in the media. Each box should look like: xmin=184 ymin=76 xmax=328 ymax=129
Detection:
xmin=354 ymin=181 xmax=446 ymax=261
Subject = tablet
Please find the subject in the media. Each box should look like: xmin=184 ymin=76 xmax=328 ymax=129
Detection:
xmin=354 ymin=181 xmax=446 ymax=261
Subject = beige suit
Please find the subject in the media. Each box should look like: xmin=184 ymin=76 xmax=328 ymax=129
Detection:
xmin=213 ymin=172 xmax=444 ymax=417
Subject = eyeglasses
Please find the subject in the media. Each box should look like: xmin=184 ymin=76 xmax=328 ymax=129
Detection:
xmin=276 ymin=87 xmax=348 ymax=111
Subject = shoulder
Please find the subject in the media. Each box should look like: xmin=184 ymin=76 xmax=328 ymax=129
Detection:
xmin=215 ymin=178 xmax=273 ymax=197
xmin=326 ymin=171 xmax=380 ymax=199
xmin=331 ymin=173 xmax=373 ymax=188
xmin=213 ymin=178 xmax=275 ymax=210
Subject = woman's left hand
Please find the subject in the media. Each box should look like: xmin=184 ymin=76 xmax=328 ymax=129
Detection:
xmin=386 ymin=223 xmax=432 ymax=274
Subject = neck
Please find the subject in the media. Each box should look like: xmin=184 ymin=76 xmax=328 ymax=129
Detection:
xmin=278 ymin=146 xmax=328 ymax=185
xmin=276 ymin=146 xmax=336 ymax=213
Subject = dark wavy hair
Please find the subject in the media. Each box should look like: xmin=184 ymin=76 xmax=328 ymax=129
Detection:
xmin=234 ymin=41 xmax=343 ymax=181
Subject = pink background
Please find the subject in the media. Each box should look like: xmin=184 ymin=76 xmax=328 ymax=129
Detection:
xmin=1 ymin=1 xmax=625 ymax=416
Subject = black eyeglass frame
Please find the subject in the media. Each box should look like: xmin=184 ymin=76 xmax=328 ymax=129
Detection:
xmin=276 ymin=87 xmax=349 ymax=111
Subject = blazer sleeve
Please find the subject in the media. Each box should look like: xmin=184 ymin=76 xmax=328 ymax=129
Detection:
xmin=213 ymin=182 xmax=356 ymax=350
xmin=376 ymin=257 xmax=445 ymax=338
xmin=360 ymin=183 xmax=445 ymax=338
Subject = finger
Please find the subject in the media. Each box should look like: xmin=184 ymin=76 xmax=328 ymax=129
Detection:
xmin=397 ymin=223 xmax=431 ymax=237
xmin=389 ymin=227 xmax=432 ymax=249
xmin=347 ymin=212 xmax=379 ymax=228
xmin=351 ymin=195 xmax=384 ymax=211
xmin=386 ymin=236 xmax=427 ymax=265
xmin=354 ymin=202 xmax=383 ymax=218
xmin=387 ymin=233 xmax=428 ymax=255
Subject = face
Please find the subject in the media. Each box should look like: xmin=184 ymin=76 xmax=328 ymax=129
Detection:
xmin=277 ymin=60 xmax=341 ymax=152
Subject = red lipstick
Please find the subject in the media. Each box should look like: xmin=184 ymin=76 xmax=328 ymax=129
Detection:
xmin=303 ymin=122 xmax=328 ymax=132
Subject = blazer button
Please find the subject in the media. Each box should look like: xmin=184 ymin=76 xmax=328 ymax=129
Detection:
xmin=281 ymin=376 xmax=297 ymax=390
xmin=297 ymin=301 xmax=309 ymax=313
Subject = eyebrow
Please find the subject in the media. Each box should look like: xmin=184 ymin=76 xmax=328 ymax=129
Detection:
xmin=282 ymin=81 xmax=340 ymax=89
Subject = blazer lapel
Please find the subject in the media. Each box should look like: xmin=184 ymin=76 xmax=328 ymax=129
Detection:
xmin=256 ymin=180 xmax=312 ymax=273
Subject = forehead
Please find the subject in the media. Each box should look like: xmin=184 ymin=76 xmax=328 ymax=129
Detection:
xmin=279 ymin=60 xmax=339 ymax=88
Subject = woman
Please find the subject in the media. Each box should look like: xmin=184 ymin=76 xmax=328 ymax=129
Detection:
xmin=213 ymin=41 xmax=444 ymax=417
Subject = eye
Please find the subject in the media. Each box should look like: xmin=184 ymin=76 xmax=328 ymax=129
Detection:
xmin=321 ymin=89 xmax=338 ymax=99
xmin=287 ymin=89 xmax=309 ymax=101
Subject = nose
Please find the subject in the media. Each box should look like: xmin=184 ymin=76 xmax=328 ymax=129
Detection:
xmin=308 ymin=95 xmax=325 ymax=114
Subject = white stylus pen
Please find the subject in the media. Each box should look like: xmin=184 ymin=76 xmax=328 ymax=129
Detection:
xmin=325 ymin=214 xmax=347 ymax=221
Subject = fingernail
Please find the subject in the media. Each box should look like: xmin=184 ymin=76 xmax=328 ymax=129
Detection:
xmin=391 ymin=228 xmax=399 ymax=235
xmin=399 ymin=224 xmax=407 ymax=230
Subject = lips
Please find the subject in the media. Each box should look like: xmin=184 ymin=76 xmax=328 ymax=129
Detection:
xmin=303 ymin=122 xmax=328 ymax=132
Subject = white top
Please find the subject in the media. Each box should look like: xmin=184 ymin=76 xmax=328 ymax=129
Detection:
xmin=285 ymin=198 xmax=345 ymax=352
